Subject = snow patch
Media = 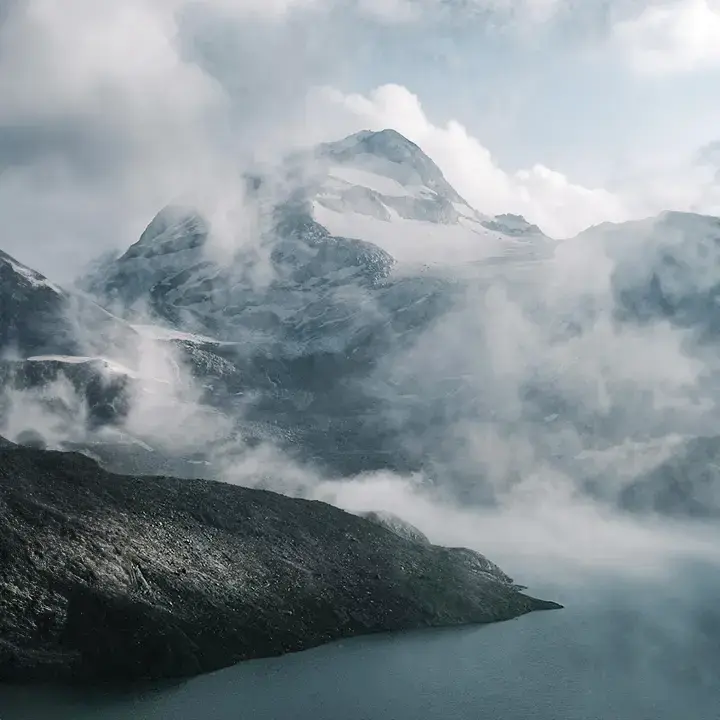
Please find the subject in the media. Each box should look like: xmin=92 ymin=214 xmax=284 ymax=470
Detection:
xmin=328 ymin=166 xmax=415 ymax=198
xmin=452 ymin=201 xmax=483 ymax=221
xmin=312 ymin=202 xmax=513 ymax=265
xmin=26 ymin=355 xmax=141 ymax=378
xmin=131 ymin=324 xmax=220 ymax=345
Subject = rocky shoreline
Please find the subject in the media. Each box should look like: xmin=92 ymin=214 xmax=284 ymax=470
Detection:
xmin=0 ymin=441 xmax=561 ymax=684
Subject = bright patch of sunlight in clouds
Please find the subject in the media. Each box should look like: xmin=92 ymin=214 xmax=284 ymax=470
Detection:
xmin=613 ymin=0 xmax=720 ymax=74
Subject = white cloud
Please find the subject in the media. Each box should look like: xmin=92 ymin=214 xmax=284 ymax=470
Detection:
xmin=0 ymin=1 xmax=224 ymax=128
xmin=356 ymin=0 xmax=566 ymax=24
xmin=0 ymin=0 xmax=344 ymax=278
xmin=612 ymin=0 xmax=720 ymax=74
xmin=2 ymin=0 xmax=719 ymax=278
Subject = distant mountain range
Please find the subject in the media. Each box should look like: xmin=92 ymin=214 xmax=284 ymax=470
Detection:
xmin=3 ymin=129 xmax=720 ymax=516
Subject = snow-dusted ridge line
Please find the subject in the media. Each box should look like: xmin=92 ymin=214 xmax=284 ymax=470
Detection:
xmin=24 ymin=355 xmax=178 ymax=386
xmin=131 ymin=323 xmax=244 ymax=348
xmin=25 ymin=355 xmax=141 ymax=378
xmin=131 ymin=324 xmax=222 ymax=344
xmin=0 ymin=249 xmax=63 ymax=294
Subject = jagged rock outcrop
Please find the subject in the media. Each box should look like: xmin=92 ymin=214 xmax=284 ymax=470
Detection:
xmin=0 ymin=444 xmax=560 ymax=684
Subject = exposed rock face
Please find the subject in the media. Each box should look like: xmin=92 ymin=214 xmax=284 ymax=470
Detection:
xmin=79 ymin=204 xmax=396 ymax=344
xmin=0 ymin=444 xmax=560 ymax=684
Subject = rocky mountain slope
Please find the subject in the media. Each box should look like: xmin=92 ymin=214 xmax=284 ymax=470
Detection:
xmin=79 ymin=129 xmax=552 ymax=345
xmin=0 ymin=248 xmax=135 ymax=359
xmin=68 ymin=129 xmax=554 ymax=476
xmin=0 ymin=441 xmax=560 ymax=683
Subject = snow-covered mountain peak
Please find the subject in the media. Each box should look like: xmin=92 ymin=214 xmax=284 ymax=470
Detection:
xmin=79 ymin=205 xmax=211 ymax=314
xmin=127 ymin=205 xmax=209 ymax=259
xmin=77 ymin=128 xmax=556 ymax=347
xmin=321 ymin=128 xmax=416 ymax=156
xmin=303 ymin=129 xmax=553 ymax=265
xmin=314 ymin=128 xmax=466 ymax=206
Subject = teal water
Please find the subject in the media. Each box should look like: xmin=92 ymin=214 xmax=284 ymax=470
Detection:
xmin=2 ymin=570 xmax=719 ymax=720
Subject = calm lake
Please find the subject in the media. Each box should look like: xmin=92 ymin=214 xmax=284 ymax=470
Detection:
xmin=2 ymin=566 xmax=719 ymax=720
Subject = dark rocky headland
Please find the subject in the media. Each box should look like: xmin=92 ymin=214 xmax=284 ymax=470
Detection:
xmin=0 ymin=440 xmax=560 ymax=684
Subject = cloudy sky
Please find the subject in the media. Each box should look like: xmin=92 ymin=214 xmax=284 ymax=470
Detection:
xmin=1 ymin=0 xmax=719 ymax=279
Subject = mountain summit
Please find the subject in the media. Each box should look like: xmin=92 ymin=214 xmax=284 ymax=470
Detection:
xmin=314 ymin=128 xmax=466 ymax=204
xmin=298 ymin=128 xmax=553 ymax=264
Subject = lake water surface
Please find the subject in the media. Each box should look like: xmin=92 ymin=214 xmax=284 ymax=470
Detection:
xmin=2 ymin=569 xmax=719 ymax=720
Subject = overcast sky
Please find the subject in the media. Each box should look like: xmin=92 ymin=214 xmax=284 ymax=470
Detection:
xmin=1 ymin=0 xmax=719 ymax=279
